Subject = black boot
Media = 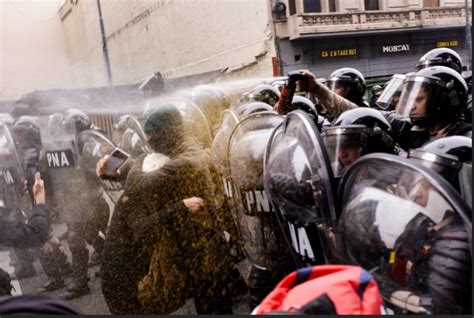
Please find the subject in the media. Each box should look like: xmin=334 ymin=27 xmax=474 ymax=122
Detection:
xmin=63 ymin=226 xmax=90 ymax=300
xmin=38 ymin=240 xmax=71 ymax=291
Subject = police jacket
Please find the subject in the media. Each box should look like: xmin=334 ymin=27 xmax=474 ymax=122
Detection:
xmin=309 ymin=84 xmax=358 ymax=118
xmin=0 ymin=204 xmax=49 ymax=248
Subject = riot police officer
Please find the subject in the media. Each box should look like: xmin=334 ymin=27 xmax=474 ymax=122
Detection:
xmin=337 ymin=152 xmax=471 ymax=314
xmin=394 ymin=66 xmax=471 ymax=149
xmin=298 ymin=66 xmax=470 ymax=150
xmin=407 ymin=135 xmax=471 ymax=206
xmin=323 ymin=67 xmax=368 ymax=107
xmin=62 ymin=109 xmax=109 ymax=299
xmin=41 ymin=109 xmax=110 ymax=299
xmin=296 ymin=68 xmax=366 ymax=122
xmin=9 ymin=116 xmax=42 ymax=279
xmin=369 ymin=84 xmax=383 ymax=108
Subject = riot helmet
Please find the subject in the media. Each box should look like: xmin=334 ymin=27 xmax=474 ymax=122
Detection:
xmin=143 ymin=103 xmax=185 ymax=156
xmin=271 ymin=79 xmax=286 ymax=92
xmin=113 ymin=115 xmax=130 ymax=134
xmin=239 ymin=84 xmax=281 ymax=107
xmin=326 ymin=68 xmax=366 ymax=105
xmin=321 ymin=125 xmax=367 ymax=178
xmin=12 ymin=116 xmax=41 ymax=148
xmin=111 ymin=114 xmax=131 ymax=144
xmin=372 ymin=84 xmax=383 ymax=96
xmin=236 ymin=101 xmax=275 ymax=118
xmin=291 ymin=95 xmax=317 ymax=118
xmin=396 ymin=66 xmax=468 ymax=127
xmin=338 ymin=154 xmax=472 ymax=314
xmin=462 ymin=70 xmax=472 ymax=94
xmin=376 ymin=74 xmax=406 ymax=111
xmin=408 ymin=136 xmax=471 ymax=207
xmin=0 ymin=113 xmax=14 ymax=126
xmin=191 ymin=84 xmax=231 ymax=132
xmin=63 ymin=109 xmax=91 ymax=132
xmin=415 ymin=48 xmax=463 ymax=74
xmin=322 ymin=108 xmax=396 ymax=178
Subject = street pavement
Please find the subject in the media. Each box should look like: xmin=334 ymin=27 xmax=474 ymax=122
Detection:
xmin=3 ymin=222 xmax=251 ymax=315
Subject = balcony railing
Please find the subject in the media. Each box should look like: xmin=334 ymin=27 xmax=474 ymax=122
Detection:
xmin=287 ymin=6 xmax=470 ymax=39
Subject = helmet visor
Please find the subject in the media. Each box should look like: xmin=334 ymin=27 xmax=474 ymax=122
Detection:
xmin=322 ymin=126 xmax=367 ymax=178
xmin=395 ymin=77 xmax=436 ymax=120
xmin=376 ymin=75 xmax=405 ymax=110
xmin=326 ymin=79 xmax=350 ymax=97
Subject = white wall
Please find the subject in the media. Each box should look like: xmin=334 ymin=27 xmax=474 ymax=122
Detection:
xmin=60 ymin=0 xmax=276 ymax=88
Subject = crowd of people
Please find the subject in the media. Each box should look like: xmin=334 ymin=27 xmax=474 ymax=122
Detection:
xmin=0 ymin=47 xmax=471 ymax=315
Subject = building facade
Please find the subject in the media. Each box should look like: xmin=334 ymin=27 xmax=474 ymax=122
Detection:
xmin=57 ymin=0 xmax=277 ymax=89
xmin=270 ymin=0 xmax=471 ymax=84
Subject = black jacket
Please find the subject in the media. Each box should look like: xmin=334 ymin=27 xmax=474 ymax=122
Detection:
xmin=382 ymin=111 xmax=472 ymax=151
xmin=0 ymin=204 xmax=49 ymax=248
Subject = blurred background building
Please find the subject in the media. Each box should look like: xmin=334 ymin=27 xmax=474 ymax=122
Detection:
xmin=1 ymin=0 xmax=471 ymax=112
xmin=270 ymin=0 xmax=472 ymax=90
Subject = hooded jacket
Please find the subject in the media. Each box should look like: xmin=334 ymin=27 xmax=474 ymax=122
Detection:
xmin=101 ymin=140 xmax=233 ymax=314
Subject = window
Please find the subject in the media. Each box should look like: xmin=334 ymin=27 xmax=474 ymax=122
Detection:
xmin=364 ymin=0 xmax=379 ymax=11
xmin=423 ymin=0 xmax=439 ymax=7
xmin=329 ymin=0 xmax=336 ymax=12
xmin=303 ymin=0 xmax=322 ymax=13
xmin=289 ymin=0 xmax=296 ymax=15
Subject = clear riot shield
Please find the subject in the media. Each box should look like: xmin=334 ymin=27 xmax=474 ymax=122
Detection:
xmin=118 ymin=115 xmax=150 ymax=158
xmin=210 ymin=109 xmax=239 ymax=192
xmin=0 ymin=123 xmax=30 ymax=221
xmin=337 ymin=153 xmax=472 ymax=314
xmin=142 ymin=97 xmax=213 ymax=148
xmin=263 ymin=110 xmax=338 ymax=268
xmin=227 ymin=111 xmax=290 ymax=270
xmin=40 ymin=115 xmax=95 ymax=224
xmin=79 ymin=130 xmax=124 ymax=204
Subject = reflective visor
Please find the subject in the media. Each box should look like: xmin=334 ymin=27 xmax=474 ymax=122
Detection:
xmin=395 ymin=76 xmax=447 ymax=120
xmin=395 ymin=77 xmax=434 ymax=120
xmin=322 ymin=125 xmax=368 ymax=178
xmin=326 ymin=77 xmax=351 ymax=96
xmin=376 ymin=74 xmax=405 ymax=110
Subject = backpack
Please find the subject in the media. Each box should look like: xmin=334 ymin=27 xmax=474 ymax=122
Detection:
xmin=253 ymin=265 xmax=384 ymax=315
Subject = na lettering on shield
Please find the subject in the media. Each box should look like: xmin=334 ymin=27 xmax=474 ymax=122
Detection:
xmin=0 ymin=169 xmax=14 ymax=185
xmin=288 ymin=222 xmax=315 ymax=260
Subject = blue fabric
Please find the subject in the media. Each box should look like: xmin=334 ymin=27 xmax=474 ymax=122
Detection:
xmin=358 ymin=269 xmax=373 ymax=300
xmin=294 ymin=266 xmax=313 ymax=287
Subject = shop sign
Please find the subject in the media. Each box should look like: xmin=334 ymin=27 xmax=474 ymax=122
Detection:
xmin=381 ymin=44 xmax=410 ymax=53
xmin=437 ymin=40 xmax=458 ymax=48
xmin=321 ymin=48 xmax=357 ymax=58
